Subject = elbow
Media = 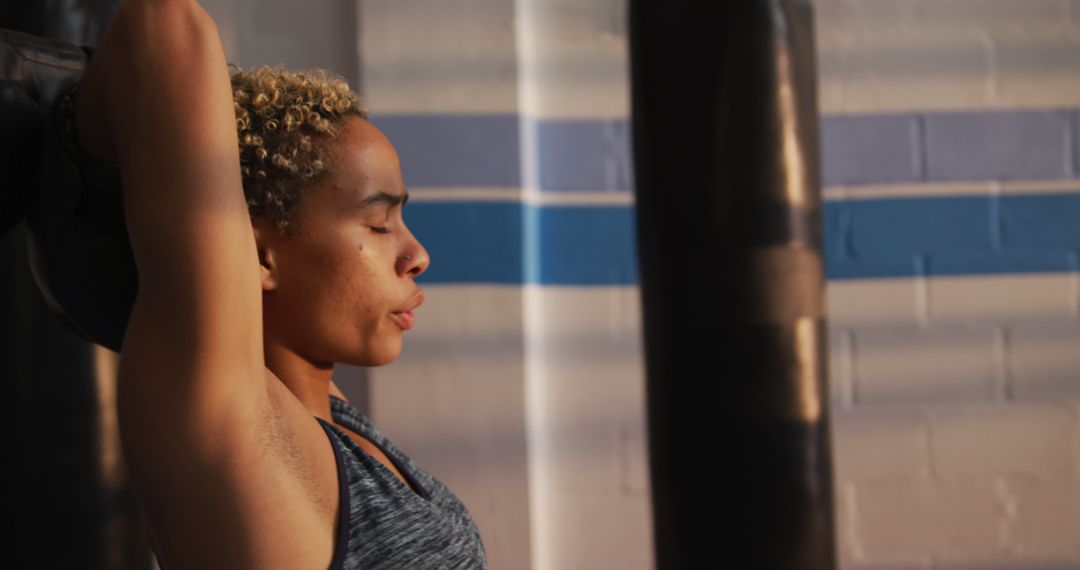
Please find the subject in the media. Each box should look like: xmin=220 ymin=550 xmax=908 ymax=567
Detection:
xmin=112 ymin=0 xmax=224 ymax=76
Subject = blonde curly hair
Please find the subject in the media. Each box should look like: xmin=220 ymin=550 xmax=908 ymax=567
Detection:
xmin=231 ymin=65 xmax=367 ymax=234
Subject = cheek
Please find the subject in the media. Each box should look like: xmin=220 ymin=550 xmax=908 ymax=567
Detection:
xmin=275 ymin=234 xmax=359 ymax=312
xmin=278 ymin=234 xmax=397 ymax=334
xmin=323 ymin=246 xmax=391 ymax=323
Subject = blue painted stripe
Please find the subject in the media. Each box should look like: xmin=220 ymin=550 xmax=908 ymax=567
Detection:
xmin=838 ymin=196 xmax=996 ymax=254
xmin=408 ymin=202 xmax=638 ymax=285
xmin=923 ymin=110 xmax=1073 ymax=182
xmin=536 ymin=120 xmax=634 ymax=192
xmin=819 ymin=193 xmax=1080 ymax=278
xmin=405 ymin=194 xmax=1080 ymax=284
xmin=407 ymin=202 xmax=524 ymax=284
xmin=532 ymin=206 xmax=638 ymax=284
xmin=370 ymin=110 xmax=1078 ymax=191
xmin=928 ymin=251 xmax=1076 ymax=276
xmin=1000 ymin=192 xmax=1080 ymax=248
xmin=371 ymin=115 xmax=521 ymax=188
xmin=820 ymin=114 xmax=923 ymax=186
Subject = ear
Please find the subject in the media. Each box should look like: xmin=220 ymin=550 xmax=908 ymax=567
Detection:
xmin=252 ymin=221 xmax=279 ymax=292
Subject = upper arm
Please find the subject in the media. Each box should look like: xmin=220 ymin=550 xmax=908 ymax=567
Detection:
xmin=89 ymin=4 xmax=340 ymax=567
xmin=91 ymin=2 xmax=289 ymax=562
xmin=102 ymin=0 xmax=264 ymax=411
xmin=99 ymin=0 xmax=268 ymax=496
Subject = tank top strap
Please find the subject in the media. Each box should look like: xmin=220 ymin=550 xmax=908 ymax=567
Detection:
xmin=315 ymin=417 xmax=350 ymax=570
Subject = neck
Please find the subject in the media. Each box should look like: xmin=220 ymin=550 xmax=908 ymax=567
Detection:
xmin=263 ymin=337 xmax=334 ymax=422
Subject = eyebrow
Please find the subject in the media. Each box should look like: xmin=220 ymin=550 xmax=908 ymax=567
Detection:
xmin=358 ymin=190 xmax=409 ymax=209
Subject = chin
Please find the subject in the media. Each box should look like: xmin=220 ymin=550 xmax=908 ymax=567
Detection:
xmin=348 ymin=340 xmax=402 ymax=367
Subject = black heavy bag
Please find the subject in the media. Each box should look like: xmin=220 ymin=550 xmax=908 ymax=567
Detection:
xmin=629 ymin=1 xmax=836 ymax=568
xmin=1 ymin=28 xmax=134 ymax=352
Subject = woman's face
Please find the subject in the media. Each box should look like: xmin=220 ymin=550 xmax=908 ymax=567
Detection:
xmin=256 ymin=116 xmax=429 ymax=367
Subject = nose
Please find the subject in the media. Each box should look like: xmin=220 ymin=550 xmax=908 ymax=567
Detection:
xmin=398 ymin=229 xmax=429 ymax=279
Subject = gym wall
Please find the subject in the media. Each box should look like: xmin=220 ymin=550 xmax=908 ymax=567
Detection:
xmin=819 ymin=2 xmax=1080 ymax=568
xmin=206 ymin=0 xmax=1080 ymax=569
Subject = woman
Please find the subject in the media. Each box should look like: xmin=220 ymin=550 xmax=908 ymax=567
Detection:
xmin=69 ymin=0 xmax=486 ymax=567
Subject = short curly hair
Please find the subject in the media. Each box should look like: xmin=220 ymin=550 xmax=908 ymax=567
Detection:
xmin=231 ymin=65 xmax=367 ymax=234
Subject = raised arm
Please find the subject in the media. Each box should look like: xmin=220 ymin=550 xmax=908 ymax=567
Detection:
xmin=102 ymin=1 xmax=259 ymax=387
xmin=79 ymin=1 xmax=303 ymax=567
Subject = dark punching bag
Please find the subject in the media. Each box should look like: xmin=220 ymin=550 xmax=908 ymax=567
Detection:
xmin=1 ymin=2 xmax=150 ymax=568
xmin=629 ymin=1 xmax=835 ymax=569
xmin=1 ymin=27 xmax=133 ymax=353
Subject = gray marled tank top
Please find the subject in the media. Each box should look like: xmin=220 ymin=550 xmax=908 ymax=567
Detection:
xmin=315 ymin=396 xmax=487 ymax=569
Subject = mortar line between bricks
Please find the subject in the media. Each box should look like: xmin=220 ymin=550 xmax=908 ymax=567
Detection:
xmin=1073 ymin=405 xmax=1080 ymax=476
xmin=913 ymin=114 xmax=928 ymax=182
xmin=841 ymin=328 xmax=856 ymax=410
xmin=980 ymin=29 xmax=998 ymax=107
xmin=1070 ymin=250 xmax=1080 ymax=318
xmin=840 ymin=208 xmax=856 ymax=260
xmin=997 ymin=326 xmax=1013 ymax=402
xmin=924 ymin=408 xmax=940 ymax=482
xmin=1067 ymin=109 xmax=1080 ymax=179
xmin=989 ymin=183 xmax=1003 ymax=251
xmin=841 ymin=482 xmax=865 ymax=564
xmin=848 ymin=329 xmax=862 ymax=408
xmin=994 ymin=476 xmax=1018 ymax=560
xmin=915 ymin=254 xmax=931 ymax=327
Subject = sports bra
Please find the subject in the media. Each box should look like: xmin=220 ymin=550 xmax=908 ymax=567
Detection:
xmin=315 ymin=396 xmax=487 ymax=569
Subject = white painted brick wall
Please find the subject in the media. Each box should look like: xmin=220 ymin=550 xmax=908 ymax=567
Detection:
xmin=1008 ymin=322 xmax=1080 ymax=399
xmin=1009 ymin=476 xmax=1080 ymax=560
xmin=204 ymin=0 xmax=359 ymax=83
xmin=826 ymin=28 xmax=995 ymax=114
xmin=828 ymin=278 xmax=925 ymax=328
xmin=992 ymin=31 xmax=1080 ymax=108
xmin=832 ymin=412 xmax=931 ymax=480
xmin=830 ymin=327 xmax=856 ymax=410
xmin=359 ymin=0 xmax=520 ymax=114
xmin=515 ymin=0 xmax=630 ymax=119
xmin=927 ymin=404 xmax=1076 ymax=477
xmin=1075 ymin=407 xmax=1080 ymax=473
xmin=521 ymin=287 xmax=652 ymax=570
xmin=851 ymin=477 xmax=1006 ymax=564
xmin=831 ymin=401 xmax=1080 ymax=565
xmin=835 ymin=483 xmax=862 ymax=569
xmin=819 ymin=0 xmax=1069 ymax=29
xmin=816 ymin=0 xmax=1080 ymax=113
xmin=832 ymin=279 xmax=1080 ymax=568
xmin=851 ymin=326 xmax=1003 ymax=405
xmin=928 ymin=274 xmax=1078 ymax=325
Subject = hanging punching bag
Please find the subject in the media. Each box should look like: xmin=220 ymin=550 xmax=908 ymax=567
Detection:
xmin=629 ymin=1 xmax=835 ymax=568
xmin=1 ymin=4 xmax=148 ymax=569
xmin=0 ymin=28 xmax=134 ymax=352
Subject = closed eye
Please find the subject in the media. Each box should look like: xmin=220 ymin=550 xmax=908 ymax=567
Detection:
xmin=370 ymin=225 xmax=391 ymax=234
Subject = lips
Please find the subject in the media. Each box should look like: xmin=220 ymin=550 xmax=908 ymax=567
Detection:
xmin=390 ymin=310 xmax=414 ymax=330
xmin=391 ymin=291 xmax=425 ymax=330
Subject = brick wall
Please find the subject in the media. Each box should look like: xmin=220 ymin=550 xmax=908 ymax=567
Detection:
xmin=820 ymin=1 xmax=1080 ymax=567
